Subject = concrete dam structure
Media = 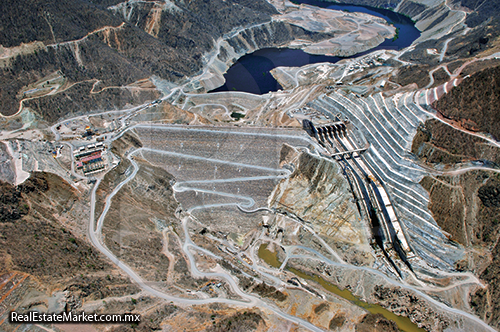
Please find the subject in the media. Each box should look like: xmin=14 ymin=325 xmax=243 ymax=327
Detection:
xmin=303 ymin=118 xmax=415 ymax=278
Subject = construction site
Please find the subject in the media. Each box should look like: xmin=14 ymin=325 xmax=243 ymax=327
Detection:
xmin=74 ymin=142 xmax=108 ymax=175
xmin=303 ymin=118 xmax=415 ymax=278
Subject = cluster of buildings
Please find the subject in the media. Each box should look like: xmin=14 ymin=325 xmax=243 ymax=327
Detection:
xmin=74 ymin=142 xmax=107 ymax=175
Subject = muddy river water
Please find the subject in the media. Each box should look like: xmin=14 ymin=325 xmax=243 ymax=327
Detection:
xmin=258 ymin=244 xmax=426 ymax=332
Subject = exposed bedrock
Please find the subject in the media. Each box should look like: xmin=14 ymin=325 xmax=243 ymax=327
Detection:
xmin=189 ymin=0 xmax=474 ymax=92
xmin=187 ymin=14 xmax=394 ymax=93
xmin=269 ymin=147 xmax=370 ymax=261
xmin=185 ymin=20 xmax=335 ymax=93
xmin=304 ymin=0 xmax=467 ymax=43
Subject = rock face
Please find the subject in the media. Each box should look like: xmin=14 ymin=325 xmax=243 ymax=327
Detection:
xmin=0 ymin=143 xmax=15 ymax=184
xmin=185 ymin=20 xmax=336 ymax=92
xmin=270 ymin=146 xmax=366 ymax=246
xmin=273 ymin=5 xmax=395 ymax=56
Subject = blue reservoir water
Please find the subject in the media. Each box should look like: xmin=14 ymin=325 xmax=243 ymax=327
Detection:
xmin=210 ymin=1 xmax=420 ymax=95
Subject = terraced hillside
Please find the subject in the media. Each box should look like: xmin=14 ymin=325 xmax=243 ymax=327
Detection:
xmin=310 ymin=90 xmax=468 ymax=270
xmin=2 ymin=0 xmax=500 ymax=331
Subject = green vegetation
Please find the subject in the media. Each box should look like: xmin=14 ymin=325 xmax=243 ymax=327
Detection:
xmin=392 ymin=27 xmax=400 ymax=41
xmin=230 ymin=112 xmax=245 ymax=120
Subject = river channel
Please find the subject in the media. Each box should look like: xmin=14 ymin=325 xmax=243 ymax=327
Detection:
xmin=210 ymin=1 xmax=420 ymax=94
xmin=258 ymin=244 xmax=426 ymax=332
